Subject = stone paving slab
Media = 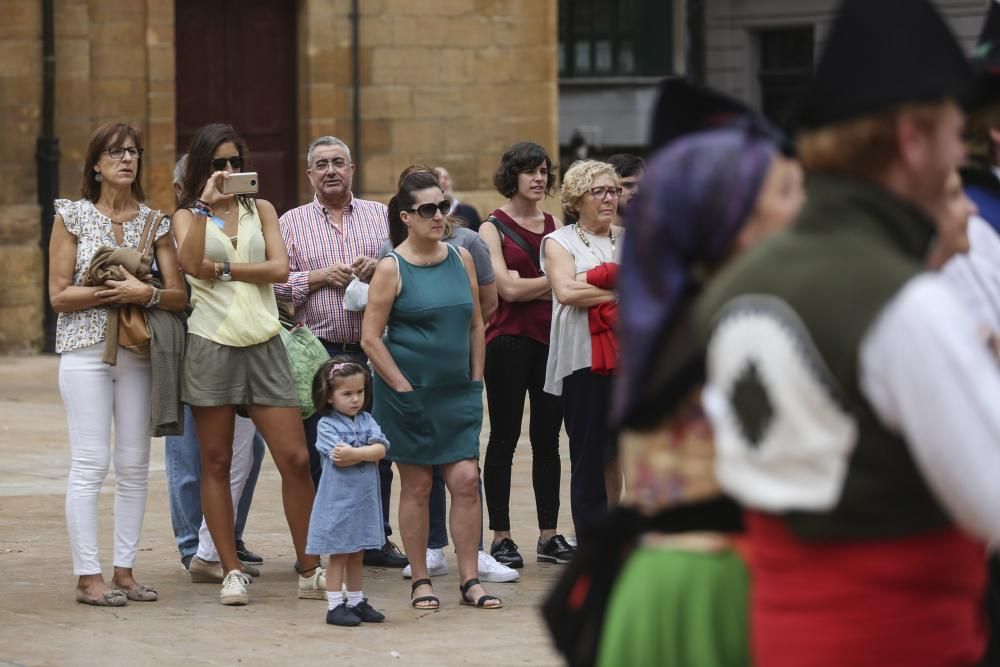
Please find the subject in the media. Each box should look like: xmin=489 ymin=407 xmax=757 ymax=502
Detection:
xmin=0 ymin=356 xmax=567 ymax=667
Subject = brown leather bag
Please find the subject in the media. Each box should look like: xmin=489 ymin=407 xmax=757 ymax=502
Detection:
xmin=85 ymin=210 xmax=164 ymax=364
xmin=116 ymin=211 xmax=162 ymax=356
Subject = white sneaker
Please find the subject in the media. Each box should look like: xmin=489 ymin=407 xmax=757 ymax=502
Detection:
xmin=220 ymin=570 xmax=250 ymax=605
xmin=297 ymin=566 xmax=326 ymax=600
xmin=402 ymin=548 xmax=449 ymax=579
xmin=478 ymin=550 xmax=519 ymax=583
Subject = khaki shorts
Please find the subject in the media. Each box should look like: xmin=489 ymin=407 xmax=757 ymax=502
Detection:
xmin=181 ymin=333 xmax=299 ymax=409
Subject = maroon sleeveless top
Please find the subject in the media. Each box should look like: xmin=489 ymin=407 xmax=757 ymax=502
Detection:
xmin=485 ymin=209 xmax=555 ymax=346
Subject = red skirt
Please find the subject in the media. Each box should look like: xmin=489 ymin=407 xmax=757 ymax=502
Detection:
xmin=746 ymin=511 xmax=987 ymax=667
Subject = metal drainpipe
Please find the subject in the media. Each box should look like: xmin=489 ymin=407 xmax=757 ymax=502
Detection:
xmin=37 ymin=0 xmax=60 ymax=353
xmin=351 ymin=0 xmax=362 ymax=195
xmin=686 ymin=0 xmax=706 ymax=84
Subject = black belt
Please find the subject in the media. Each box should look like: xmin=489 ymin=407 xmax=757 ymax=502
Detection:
xmin=320 ymin=339 xmax=363 ymax=352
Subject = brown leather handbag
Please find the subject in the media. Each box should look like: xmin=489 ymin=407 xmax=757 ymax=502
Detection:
xmin=84 ymin=209 xmax=165 ymax=364
xmin=117 ymin=211 xmax=162 ymax=355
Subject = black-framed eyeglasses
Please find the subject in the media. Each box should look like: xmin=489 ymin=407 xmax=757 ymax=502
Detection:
xmin=406 ymin=200 xmax=451 ymax=219
xmin=590 ymin=186 xmax=623 ymax=200
xmin=312 ymin=158 xmax=351 ymax=172
xmin=212 ymin=156 xmax=244 ymax=171
xmin=103 ymin=146 xmax=143 ymax=160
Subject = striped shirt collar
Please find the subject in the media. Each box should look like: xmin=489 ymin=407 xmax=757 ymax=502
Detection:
xmin=311 ymin=192 xmax=354 ymax=216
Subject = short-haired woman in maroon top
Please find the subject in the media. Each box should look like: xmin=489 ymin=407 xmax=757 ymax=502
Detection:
xmin=479 ymin=142 xmax=576 ymax=568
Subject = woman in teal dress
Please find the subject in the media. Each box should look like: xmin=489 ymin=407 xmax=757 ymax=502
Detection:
xmin=362 ymin=170 xmax=501 ymax=610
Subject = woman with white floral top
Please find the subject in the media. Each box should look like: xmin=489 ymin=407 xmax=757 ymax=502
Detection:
xmin=48 ymin=122 xmax=187 ymax=606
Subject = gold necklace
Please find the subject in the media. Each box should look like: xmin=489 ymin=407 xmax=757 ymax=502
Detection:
xmin=412 ymin=244 xmax=443 ymax=265
xmin=575 ymin=223 xmax=616 ymax=260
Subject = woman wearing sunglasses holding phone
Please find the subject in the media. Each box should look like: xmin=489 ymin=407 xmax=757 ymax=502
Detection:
xmin=542 ymin=160 xmax=625 ymax=543
xmin=363 ymin=169 xmax=501 ymax=610
xmin=172 ymin=123 xmax=324 ymax=606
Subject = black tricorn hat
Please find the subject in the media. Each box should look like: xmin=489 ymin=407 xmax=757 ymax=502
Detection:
xmin=650 ymin=77 xmax=794 ymax=155
xmin=794 ymin=0 xmax=973 ymax=130
xmin=970 ymin=1 xmax=1000 ymax=106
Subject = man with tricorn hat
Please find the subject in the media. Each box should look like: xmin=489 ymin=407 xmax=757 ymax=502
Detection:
xmin=696 ymin=0 xmax=1000 ymax=664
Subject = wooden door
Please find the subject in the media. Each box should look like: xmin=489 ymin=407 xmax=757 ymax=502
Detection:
xmin=176 ymin=0 xmax=298 ymax=213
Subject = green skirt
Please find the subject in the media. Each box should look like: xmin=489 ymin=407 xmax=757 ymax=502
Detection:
xmin=598 ymin=546 xmax=750 ymax=667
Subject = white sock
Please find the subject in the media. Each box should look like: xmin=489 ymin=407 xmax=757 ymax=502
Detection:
xmin=327 ymin=590 xmax=346 ymax=611
xmin=347 ymin=590 xmax=363 ymax=607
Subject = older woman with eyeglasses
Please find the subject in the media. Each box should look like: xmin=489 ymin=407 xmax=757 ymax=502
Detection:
xmin=541 ymin=160 xmax=625 ymax=543
xmin=363 ymin=168 xmax=501 ymax=610
xmin=49 ymin=122 xmax=187 ymax=606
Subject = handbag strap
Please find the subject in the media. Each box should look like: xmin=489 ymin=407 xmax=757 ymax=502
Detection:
xmin=486 ymin=215 xmax=540 ymax=270
xmin=137 ymin=209 xmax=163 ymax=257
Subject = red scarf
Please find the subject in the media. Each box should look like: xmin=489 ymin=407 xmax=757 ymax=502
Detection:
xmin=586 ymin=262 xmax=618 ymax=374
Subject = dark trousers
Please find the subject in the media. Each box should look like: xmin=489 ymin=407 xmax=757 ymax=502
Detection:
xmin=482 ymin=335 xmax=563 ymax=532
xmin=304 ymin=340 xmax=394 ymax=540
xmin=561 ymin=368 xmax=615 ymax=543
xmin=985 ymin=554 xmax=1000 ymax=666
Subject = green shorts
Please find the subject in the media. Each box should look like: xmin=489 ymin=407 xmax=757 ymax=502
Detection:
xmin=181 ymin=333 xmax=299 ymax=409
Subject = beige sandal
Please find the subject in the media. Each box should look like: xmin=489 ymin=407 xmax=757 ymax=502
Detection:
xmin=75 ymin=589 xmax=128 ymax=607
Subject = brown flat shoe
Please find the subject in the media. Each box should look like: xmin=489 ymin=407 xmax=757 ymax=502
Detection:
xmin=119 ymin=585 xmax=158 ymax=602
xmin=75 ymin=589 xmax=128 ymax=607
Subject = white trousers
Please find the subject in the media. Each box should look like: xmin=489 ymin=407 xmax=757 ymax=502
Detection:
xmin=59 ymin=344 xmax=151 ymax=576
xmin=195 ymin=415 xmax=256 ymax=561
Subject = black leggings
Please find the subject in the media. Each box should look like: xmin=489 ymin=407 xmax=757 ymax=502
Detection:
xmin=483 ymin=335 xmax=563 ymax=532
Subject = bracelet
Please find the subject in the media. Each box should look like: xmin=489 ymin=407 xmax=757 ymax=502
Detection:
xmin=191 ymin=206 xmax=212 ymax=218
xmin=144 ymin=287 xmax=161 ymax=308
xmin=195 ymin=199 xmax=213 ymax=211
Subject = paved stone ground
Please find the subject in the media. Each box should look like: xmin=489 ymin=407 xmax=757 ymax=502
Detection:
xmin=0 ymin=355 xmax=568 ymax=666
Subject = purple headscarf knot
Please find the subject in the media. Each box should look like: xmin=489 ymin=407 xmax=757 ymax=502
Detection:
xmin=612 ymin=121 xmax=777 ymax=428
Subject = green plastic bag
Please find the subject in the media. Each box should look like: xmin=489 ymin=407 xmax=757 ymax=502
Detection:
xmin=279 ymin=323 xmax=328 ymax=419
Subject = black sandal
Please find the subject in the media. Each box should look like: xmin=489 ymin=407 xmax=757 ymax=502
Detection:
xmin=459 ymin=578 xmax=502 ymax=609
xmin=410 ymin=578 xmax=439 ymax=609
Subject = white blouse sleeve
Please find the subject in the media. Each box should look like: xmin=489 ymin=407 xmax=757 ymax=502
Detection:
xmin=859 ymin=274 xmax=1000 ymax=546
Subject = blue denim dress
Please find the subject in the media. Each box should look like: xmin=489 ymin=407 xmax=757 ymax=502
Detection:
xmin=306 ymin=411 xmax=389 ymax=555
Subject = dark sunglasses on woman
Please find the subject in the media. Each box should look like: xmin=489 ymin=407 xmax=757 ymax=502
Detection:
xmin=406 ymin=200 xmax=451 ymax=219
xmin=212 ymin=156 xmax=244 ymax=171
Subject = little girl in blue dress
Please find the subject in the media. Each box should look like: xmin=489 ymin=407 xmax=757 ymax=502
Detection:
xmin=306 ymin=357 xmax=389 ymax=627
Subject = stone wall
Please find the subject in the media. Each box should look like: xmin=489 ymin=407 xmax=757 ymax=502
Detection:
xmin=0 ymin=0 xmax=559 ymax=352
xmin=0 ymin=0 xmax=43 ymax=352
xmin=297 ymin=0 xmax=560 ymax=215
xmin=0 ymin=0 xmax=176 ymax=352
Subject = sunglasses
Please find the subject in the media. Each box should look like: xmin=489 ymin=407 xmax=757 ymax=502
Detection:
xmin=406 ymin=200 xmax=451 ymax=219
xmin=212 ymin=156 xmax=244 ymax=171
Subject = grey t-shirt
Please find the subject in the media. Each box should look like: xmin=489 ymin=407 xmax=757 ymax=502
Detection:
xmin=379 ymin=226 xmax=495 ymax=285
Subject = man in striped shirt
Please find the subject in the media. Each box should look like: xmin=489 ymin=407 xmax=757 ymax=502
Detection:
xmin=274 ymin=135 xmax=407 ymax=568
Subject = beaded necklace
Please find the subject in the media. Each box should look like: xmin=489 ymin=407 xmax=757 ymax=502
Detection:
xmin=574 ymin=223 xmax=616 ymax=263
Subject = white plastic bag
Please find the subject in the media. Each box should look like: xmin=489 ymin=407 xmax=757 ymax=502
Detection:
xmin=343 ymin=277 xmax=369 ymax=311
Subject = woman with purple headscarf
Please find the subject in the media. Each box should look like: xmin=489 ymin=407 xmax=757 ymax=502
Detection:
xmin=595 ymin=114 xmax=803 ymax=664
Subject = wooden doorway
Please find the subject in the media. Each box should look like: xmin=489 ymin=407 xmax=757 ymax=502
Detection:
xmin=175 ymin=0 xmax=298 ymax=213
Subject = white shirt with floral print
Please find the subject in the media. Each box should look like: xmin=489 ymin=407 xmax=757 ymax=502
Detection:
xmin=54 ymin=198 xmax=170 ymax=354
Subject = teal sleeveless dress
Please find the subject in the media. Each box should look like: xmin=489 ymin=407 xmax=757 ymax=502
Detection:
xmin=372 ymin=245 xmax=484 ymax=465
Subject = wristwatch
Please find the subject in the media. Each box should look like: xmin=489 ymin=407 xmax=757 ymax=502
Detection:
xmin=219 ymin=261 xmax=232 ymax=282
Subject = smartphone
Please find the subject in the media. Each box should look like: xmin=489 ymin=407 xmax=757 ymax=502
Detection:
xmin=221 ymin=172 xmax=259 ymax=195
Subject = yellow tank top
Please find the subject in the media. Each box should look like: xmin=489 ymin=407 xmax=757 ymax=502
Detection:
xmin=186 ymin=201 xmax=282 ymax=347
